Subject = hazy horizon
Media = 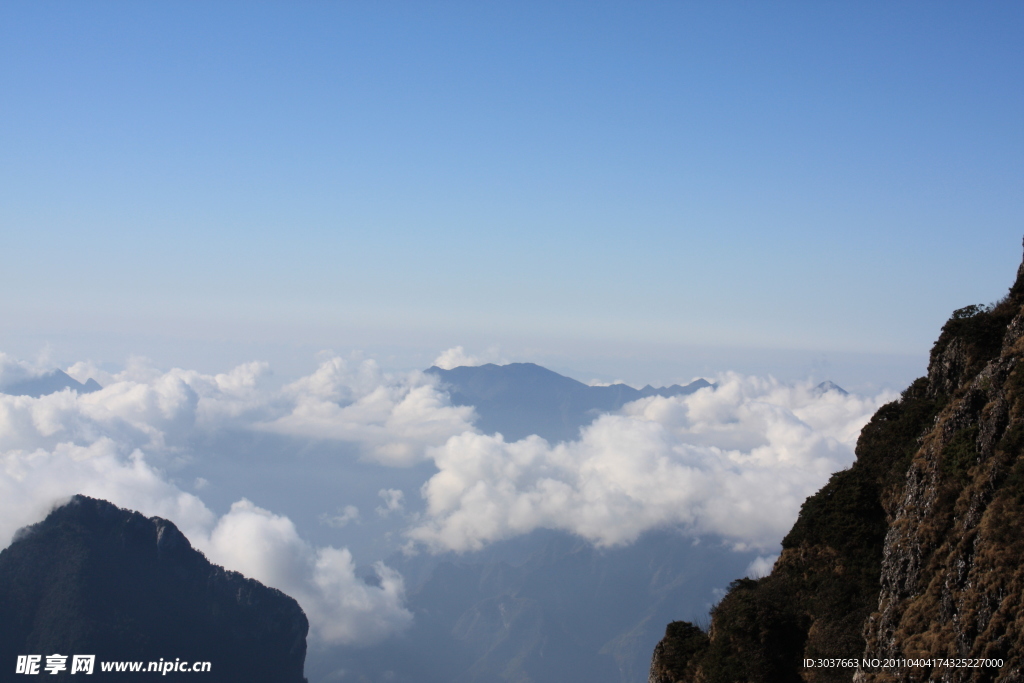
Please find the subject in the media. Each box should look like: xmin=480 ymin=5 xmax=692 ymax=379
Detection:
xmin=3 ymin=2 xmax=1022 ymax=380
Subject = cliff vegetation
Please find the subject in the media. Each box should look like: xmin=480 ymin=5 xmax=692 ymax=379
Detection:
xmin=650 ymin=246 xmax=1024 ymax=683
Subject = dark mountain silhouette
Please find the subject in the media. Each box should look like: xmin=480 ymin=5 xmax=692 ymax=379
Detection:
xmin=426 ymin=362 xmax=713 ymax=442
xmin=0 ymin=496 xmax=307 ymax=683
xmin=1 ymin=370 xmax=102 ymax=398
xmin=649 ymin=245 xmax=1024 ymax=683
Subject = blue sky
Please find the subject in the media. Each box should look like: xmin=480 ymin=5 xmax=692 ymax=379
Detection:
xmin=2 ymin=1 xmax=1022 ymax=388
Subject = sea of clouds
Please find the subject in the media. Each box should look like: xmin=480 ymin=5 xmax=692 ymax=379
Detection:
xmin=409 ymin=374 xmax=888 ymax=552
xmin=0 ymin=349 xmax=896 ymax=646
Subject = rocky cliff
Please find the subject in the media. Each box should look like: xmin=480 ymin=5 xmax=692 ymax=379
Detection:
xmin=0 ymin=495 xmax=308 ymax=682
xmin=649 ymin=246 xmax=1024 ymax=683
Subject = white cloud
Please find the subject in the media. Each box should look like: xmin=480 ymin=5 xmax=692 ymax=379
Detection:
xmin=257 ymin=357 xmax=476 ymax=466
xmin=0 ymin=438 xmax=410 ymax=645
xmin=407 ymin=374 xmax=894 ymax=552
xmin=0 ymin=354 xmax=432 ymax=645
xmin=207 ymin=500 xmax=411 ymax=645
xmin=4 ymin=354 xmax=476 ymax=467
xmin=0 ymin=352 xmax=39 ymax=387
xmin=431 ymin=346 xmax=506 ymax=370
xmin=0 ymin=439 xmax=214 ymax=549
xmin=0 ymin=360 xmax=281 ymax=457
xmin=376 ymin=489 xmax=405 ymax=517
xmin=321 ymin=505 xmax=360 ymax=528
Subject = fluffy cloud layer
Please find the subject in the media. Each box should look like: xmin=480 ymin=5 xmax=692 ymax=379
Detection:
xmin=206 ymin=500 xmax=411 ymax=645
xmin=257 ymin=357 xmax=475 ymax=465
xmin=0 ymin=352 xmax=48 ymax=387
xmin=407 ymin=374 xmax=894 ymax=552
xmin=0 ymin=439 xmax=214 ymax=549
xmin=0 ymin=354 xmax=436 ymax=644
xmin=1 ymin=350 xmax=896 ymax=645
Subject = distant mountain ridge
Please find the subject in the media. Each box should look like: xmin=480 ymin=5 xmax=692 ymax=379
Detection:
xmin=1 ymin=370 xmax=102 ymax=398
xmin=426 ymin=362 xmax=714 ymax=442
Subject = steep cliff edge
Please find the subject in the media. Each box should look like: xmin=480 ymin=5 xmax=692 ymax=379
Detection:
xmin=0 ymin=495 xmax=309 ymax=683
xmin=650 ymin=247 xmax=1024 ymax=683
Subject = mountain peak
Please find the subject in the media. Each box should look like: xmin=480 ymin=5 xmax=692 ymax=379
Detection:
xmin=0 ymin=495 xmax=308 ymax=683
xmin=814 ymin=380 xmax=848 ymax=395
xmin=1 ymin=369 xmax=103 ymax=398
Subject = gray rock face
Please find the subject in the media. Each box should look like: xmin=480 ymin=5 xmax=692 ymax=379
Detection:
xmin=648 ymin=245 xmax=1024 ymax=683
xmin=0 ymin=496 xmax=308 ymax=683
xmin=857 ymin=299 xmax=1024 ymax=680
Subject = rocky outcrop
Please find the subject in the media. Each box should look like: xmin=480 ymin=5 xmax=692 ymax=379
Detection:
xmin=649 ymin=243 xmax=1024 ymax=683
xmin=0 ymin=495 xmax=308 ymax=683
xmin=857 ymin=292 xmax=1024 ymax=680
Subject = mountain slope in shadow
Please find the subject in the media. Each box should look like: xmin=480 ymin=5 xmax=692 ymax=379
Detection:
xmin=0 ymin=496 xmax=308 ymax=683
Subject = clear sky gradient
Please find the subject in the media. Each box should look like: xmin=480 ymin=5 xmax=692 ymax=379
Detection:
xmin=2 ymin=1 xmax=1022 ymax=388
